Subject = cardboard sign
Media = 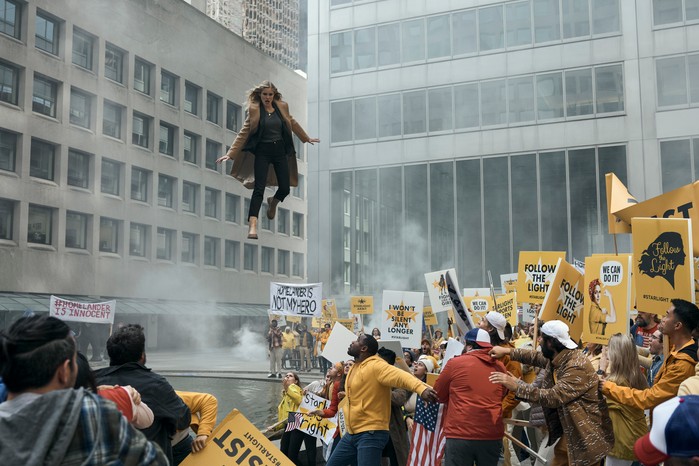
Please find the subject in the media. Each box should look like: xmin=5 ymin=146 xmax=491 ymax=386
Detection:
xmin=423 ymin=306 xmax=438 ymax=326
xmin=350 ymin=296 xmax=374 ymax=314
xmin=50 ymin=296 xmax=116 ymax=324
xmin=425 ymin=269 xmax=458 ymax=313
xmin=539 ymin=259 xmax=585 ymax=342
xmin=605 ymin=172 xmax=636 ymax=234
xmin=494 ymin=292 xmax=518 ymax=327
xmin=269 ymin=312 xmax=287 ymax=328
xmin=632 ymin=218 xmax=694 ymax=315
xmin=321 ymin=321 xmax=358 ymax=364
xmin=297 ymin=392 xmax=337 ymax=445
xmin=335 ymin=318 xmax=354 ymax=333
xmin=348 ymin=312 xmax=363 ymax=333
xmin=464 ymin=295 xmax=489 ymax=323
xmin=517 ymin=251 xmax=566 ymax=304
xmin=426 ymin=373 xmax=438 ymax=387
xmin=500 ymin=273 xmax=518 ymax=294
xmin=521 ymin=303 xmax=537 ymax=324
xmin=322 ymin=299 xmax=338 ymax=320
xmin=380 ymin=290 xmax=424 ymax=349
xmin=180 ymin=409 xmax=293 ymax=466
xmin=442 ymin=337 xmax=465 ymax=365
xmin=464 ymin=293 xmax=517 ymax=327
xmin=270 ymin=283 xmax=322 ymax=317
xmin=582 ymin=254 xmax=632 ymax=345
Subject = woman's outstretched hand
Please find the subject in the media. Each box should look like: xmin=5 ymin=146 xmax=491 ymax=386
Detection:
xmin=308 ymin=138 xmax=320 ymax=144
xmin=215 ymin=154 xmax=230 ymax=164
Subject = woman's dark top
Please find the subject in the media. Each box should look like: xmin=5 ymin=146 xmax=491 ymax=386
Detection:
xmin=259 ymin=110 xmax=283 ymax=143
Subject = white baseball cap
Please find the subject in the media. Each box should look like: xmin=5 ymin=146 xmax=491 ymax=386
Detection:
xmin=540 ymin=320 xmax=578 ymax=350
xmin=485 ymin=311 xmax=506 ymax=340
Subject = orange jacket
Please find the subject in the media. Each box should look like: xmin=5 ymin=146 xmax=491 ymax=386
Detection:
xmin=500 ymin=342 xmax=522 ymax=419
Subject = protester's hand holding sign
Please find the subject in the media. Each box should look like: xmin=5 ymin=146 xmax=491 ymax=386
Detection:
xmin=192 ymin=435 xmax=208 ymax=453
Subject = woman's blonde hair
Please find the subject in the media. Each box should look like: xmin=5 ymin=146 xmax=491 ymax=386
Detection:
xmin=246 ymin=80 xmax=282 ymax=107
xmin=607 ymin=333 xmax=648 ymax=390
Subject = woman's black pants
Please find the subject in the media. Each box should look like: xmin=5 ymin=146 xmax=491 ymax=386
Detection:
xmin=248 ymin=140 xmax=290 ymax=220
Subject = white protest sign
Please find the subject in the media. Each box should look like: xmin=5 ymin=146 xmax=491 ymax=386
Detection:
xmin=321 ymin=321 xmax=358 ymax=364
xmin=424 ymin=269 xmax=457 ymax=313
xmin=50 ymin=296 xmax=116 ymax=324
xmin=500 ymin=273 xmax=518 ymax=293
xmin=297 ymin=392 xmax=337 ymax=444
xmin=269 ymin=282 xmax=322 ymax=317
xmin=442 ymin=337 xmax=465 ymax=366
xmin=380 ymin=290 xmax=424 ymax=349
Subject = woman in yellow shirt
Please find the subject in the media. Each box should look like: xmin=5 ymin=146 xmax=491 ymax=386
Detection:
xmin=272 ymin=372 xmax=303 ymax=460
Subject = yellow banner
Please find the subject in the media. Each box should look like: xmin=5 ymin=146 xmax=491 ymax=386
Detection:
xmin=517 ymin=251 xmax=566 ymax=304
xmin=582 ymin=254 xmax=632 ymax=345
xmin=335 ymin=318 xmax=354 ymax=332
xmin=539 ymin=259 xmax=585 ymax=342
xmin=464 ymin=293 xmax=517 ymax=327
xmin=180 ymin=409 xmax=293 ymax=466
xmin=632 ymin=217 xmax=694 ymax=315
xmin=605 ymin=172 xmax=637 ymax=234
xmin=423 ymin=306 xmax=438 ymax=326
xmin=350 ymin=296 xmax=374 ymax=314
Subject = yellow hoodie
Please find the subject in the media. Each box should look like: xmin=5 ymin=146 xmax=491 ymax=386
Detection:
xmin=175 ymin=391 xmax=218 ymax=437
xmin=345 ymin=355 xmax=429 ymax=434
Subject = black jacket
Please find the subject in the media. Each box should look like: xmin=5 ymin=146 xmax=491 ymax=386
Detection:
xmin=95 ymin=362 xmax=190 ymax=464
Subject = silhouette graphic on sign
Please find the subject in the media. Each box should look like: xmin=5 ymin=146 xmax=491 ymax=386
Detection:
xmin=638 ymin=231 xmax=685 ymax=289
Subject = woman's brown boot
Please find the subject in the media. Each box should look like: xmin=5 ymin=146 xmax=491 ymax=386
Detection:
xmin=247 ymin=216 xmax=258 ymax=239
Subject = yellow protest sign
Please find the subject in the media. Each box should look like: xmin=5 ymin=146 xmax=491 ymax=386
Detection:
xmin=335 ymin=318 xmax=354 ymax=332
xmin=298 ymin=392 xmax=337 ymax=445
xmin=464 ymin=293 xmax=517 ymax=326
xmin=632 ymin=218 xmax=694 ymax=316
xmin=517 ymin=251 xmax=566 ymax=304
xmin=426 ymin=372 xmax=439 ymax=387
xmin=493 ymin=292 xmax=518 ymax=327
xmin=180 ymin=409 xmax=293 ymax=466
xmin=582 ymin=254 xmax=632 ymax=345
xmin=605 ymin=172 xmax=637 ymax=234
xmin=350 ymin=296 xmax=374 ymax=314
xmin=423 ymin=306 xmax=438 ymax=326
xmin=539 ymin=259 xmax=585 ymax=342
xmin=285 ymin=316 xmax=302 ymax=323
xmin=311 ymin=318 xmax=321 ymax=329
xmin=322 ymin=299 xmax=338 ymax=320
xmin=464 ymin=295 xmax=489 ymax=323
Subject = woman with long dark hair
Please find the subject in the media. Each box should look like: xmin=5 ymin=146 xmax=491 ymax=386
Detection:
xmin=216 ymin=81 xmax=319 ymax=239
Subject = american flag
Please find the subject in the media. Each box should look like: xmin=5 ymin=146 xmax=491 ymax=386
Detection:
xmin=286 ymin=412 xmax=304 ymax=432
xmin=407 ymin=399 xmax=446 ymax=466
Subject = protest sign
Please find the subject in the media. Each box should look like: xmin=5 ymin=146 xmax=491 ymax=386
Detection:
xmin=572 ymin=258 xmax=585 ymax=275
xmin=348 ymin=312 xmax=363 ymax=333
xmin=269 ymin=312 xmax=287 ymax=328
xmin=442 ymin=337 xmax=465 ymax=365
xmin=464 ymin=293 xmax=517 ymax=326
xmin=425 ymin=269 xmax=457 ymax=313
xmin=605 ymin=172 xmax=636 ymax=234
xmin=517 ymin=251 xmax=566 ymax=304
xmin=269 ymin=283 xmax=322 ymax=317
xmin=321 ymin=321 xmax=358 ymax=364
xmin=335 ymin=318 xmax=354 ymax=333
xmin=285 ymin=316 xmax=302 ymax=323
xmin=462 ymin=288 xmax=490 ymax=297
xmin=494 ymin=292 xmax=518 ymax=327
xmin=632 ymin=218 xmax=694 ymax=315
xmin=180 ymin=409 xmax=293 ymax=466
xmin=423 ymin=306 xmax=438 ymax=326
xmin=350 ymin=296 xmax=374 ymax=314
xmin=582 ymin=254 xmax=632 ymax=345
xmin=426 ymin=373 xmax=438 ymax=387
xmin=445 ymin=270 xmax=475 ymax=337
xmin=322 ymin=299 xmax=338 ymax=319
xmin=380 ymin=290 xmax=424 ymax=349
xmin=296 ymin=392 xmax=337 ymax=445
xmin=539 ymin=259 xmax=585 ymax=342
xmin=464 ymin=295 xmax=489 ymax=323
xmin=500 ymin=273 xmax=518 ymax=294
xmin=521 ymin=303 xmax=537 ymax=324
xmin=50 ymin=296 xmax=116 ymax=324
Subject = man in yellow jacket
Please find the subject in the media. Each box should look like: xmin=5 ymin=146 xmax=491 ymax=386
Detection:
xmin=603 ymin=299 xmax=699 ymax=414
xmin=326 ymin=333 xmax=438 ymax=466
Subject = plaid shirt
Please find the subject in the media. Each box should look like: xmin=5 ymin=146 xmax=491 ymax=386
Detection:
xmin=62 ymin=392 xmax=167 ymax=466
xmin=268 ymin=327 xmax=283 ymax=349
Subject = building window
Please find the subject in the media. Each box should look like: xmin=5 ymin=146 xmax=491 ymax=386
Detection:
xmin=277 ymin=208 xmax=289 ymax=234
xmin=225 ymin=193 xmax=240 ymax=223
xmin=402 ymin=19 xmax=425 ymax=62
xmin=479 ymin=5 xmax=505 ymax=51
xmin=565 ymin=68 xmax=594 ymax=116
xmin=0 ymin=129 xmax=17 ymax=172
xmin=0 ymin=0 xmax=21 ymax=39
xmin=72 ymin=28 xmax=93 ymax=70
xmin=506 ymin=1 xmax=532 ymax=47
xmin=99 ymin=217 xmax=119 ymax=253
xmin=260 ymin=205 xmax=273 ymax=231
xmin=207 ymin=92 xmax=221 ymax=125
xmin=104 ymin=43 xmax=124 ymax=83
xmin=204 ymin=188 xmax=219 ymax=219
xmin=292 ymin=212 xmax=303 ymax=238
xmin=65 ymin=211 xmax=88 ymax=249
xmin=30 ymin=139 xmax=55 ymax=180
xmin=292 ymin=252 xmax=304 ymax=277
xmin=132 ymin=112 xmax=150 ymax=148
xmin=160 ymin=70 xmax=177 ymax=106
xmin=0 ymin=61 xmax=19 ymax=105
xmin=355 ymin=27 xmax=376 ymax=69
xmin=181 ymin=232 xmax=197 ymax=263
xmin=0 ymin=198 xmax=14 ymax=240
xmin=182 ymin=181 xmax=198 ymax=213
xmin=129 ymin=223 xmax=148 ymax=257
xmin=103 ymin=100 xmax=122 ymax=139
xmin=277 ymin=249 xmax=289 ymax=275
xmin=536 ymin=72 xmax=564 ymax=120
xmin=69 ymin=88 xmax=91 ymax=128
xmin=595 ymin=64 xmax=624 ymax=112
xmin=533 ymin=0 xmax=561 ymax=43
xmin=184 ymin=82 xmax=199 ymax=115
xmin=653 ymin=0 xmax=690 ymax=25
xmin=244 ymin=243 xmax=257 ymax=271
xmin=659 ymin=138 xmax=699 ymax=192
xmin=205 ymin=139 xmax=220 ymax=171
xmin=224 ymin=240 xmax=239 ymax=269
xmin=331 ymin=100 xmax=353 ymax=143
xmin=130 ymin=167 xmax=149 ymax=202
xmin=156 ymin=227 xmax=174 ymax=260
xmin=330 ymin=31 xmax=352 ymax=73
xmin=28 ymin=204 xmax=52 ymax=245
xmin=226 ymin=101 xmax=242 ymax=131
xmin=183 ymin=131 xmax=198 ymax=164
xmin=35 ymin=12 xmax=58 ymax=55
xmin=354 ymin=97 xmax=377 ymax=140
xmin=261 ymin=246 xmax=273 ymax=273
xmin=158 ymin=175 xmax=175 ymax=208
xmin=101 ymin=159 xmax=121 ymax=196
xmin=133 ymin=58 xmax=151 ymax=95
xmin=292 ymin=174 xmax=305 ymax=199
xmin=204 ymin=236 xmax=219 ymax=266
xmin=32 ymin=74 xmax=57 ymax=118
xmin=159 ymin=122 xmax=175 ymax=156
xmin=656 ymin=54 xmax=699 ymax=107
xmin=67 ymin=149 xmax=90 ymax=188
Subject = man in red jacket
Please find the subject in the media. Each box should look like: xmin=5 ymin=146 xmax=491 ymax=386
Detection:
xmin=434 ymin=328 xmax=508 ymax=466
